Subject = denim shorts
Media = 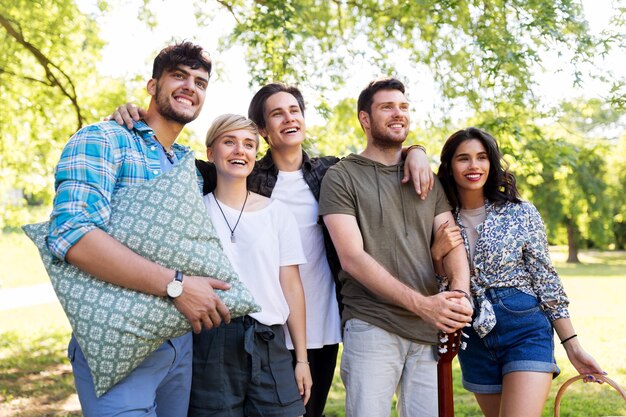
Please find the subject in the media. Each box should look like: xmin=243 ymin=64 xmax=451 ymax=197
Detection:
xmin=458 ymin=287 xmax=560 ymax=394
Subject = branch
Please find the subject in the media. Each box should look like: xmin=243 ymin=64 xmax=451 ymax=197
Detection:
xmin=0 ymin=67 xmax=53 ymax=86
xmin=331 ymin=0 xmax=344 ymax=32
xmin=214 ymin=0 xmax=241 ymax=25
xmin=0 ymin=13 xmax=85 ymax=130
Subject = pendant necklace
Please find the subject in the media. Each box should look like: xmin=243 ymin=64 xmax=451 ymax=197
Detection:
xmin=213 ymin=191 xmax=249 ymax=243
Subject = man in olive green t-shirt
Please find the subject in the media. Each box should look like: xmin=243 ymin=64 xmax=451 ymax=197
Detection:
xmin=319 ymin=77 xmax=473 ymax=417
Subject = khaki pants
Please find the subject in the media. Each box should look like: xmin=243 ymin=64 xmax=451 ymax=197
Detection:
xmin=340 ymin=318 xmax=438 ymax=417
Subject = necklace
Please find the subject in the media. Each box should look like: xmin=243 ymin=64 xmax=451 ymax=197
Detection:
xmin=213 ymin=191 xmax=249 ymax=243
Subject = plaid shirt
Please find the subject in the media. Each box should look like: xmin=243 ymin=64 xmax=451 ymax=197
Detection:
xmin=48 ymin=120 xmax=190 ymax=261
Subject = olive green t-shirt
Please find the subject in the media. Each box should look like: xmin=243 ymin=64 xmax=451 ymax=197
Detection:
xmin=319 ymin=153 xmax=452 ymax=344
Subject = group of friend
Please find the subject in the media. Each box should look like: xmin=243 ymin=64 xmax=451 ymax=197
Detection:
xmin=48 ymin=41 xmax=604 ymax=417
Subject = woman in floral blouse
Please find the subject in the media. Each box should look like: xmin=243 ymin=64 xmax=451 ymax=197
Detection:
xmin=432 ymin=127 xmax=604 ymax=417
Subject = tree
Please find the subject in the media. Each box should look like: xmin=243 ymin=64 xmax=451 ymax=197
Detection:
xmin=197 ymin=0 xmax=614 ymax=114
xmin=607 ymin=132 xmax=626 ymax=249
xmin=307 ymin=98 xmax=363 ymax=157
xmin=0 ymin=0 xmax=128 ymax=228
xmin=2 ymin=0 xmax=623 ymax=231
xmin=545 ymin=98 xmax=622 ymax=259
xmin=464 ymin=99 xmax=619 ymax=263
xmin=528 ymin=138 xmax=610 ymax=263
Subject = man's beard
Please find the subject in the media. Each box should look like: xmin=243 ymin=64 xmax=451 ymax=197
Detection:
xmin=370 ymin=117 xmax=407 ymax=149
xmin=155 ymin=85 xmax=199 ymax=125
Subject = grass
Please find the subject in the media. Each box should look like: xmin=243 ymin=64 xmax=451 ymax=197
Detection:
xmin=325 ymin=247 xmax=626 ymax=417
xmin=1 ymin=230 xmax=48 ymax=289
xmin=1 ymin=232 xmax=625 ymax=416
xmin=0 ymin=329 xmax=78 ymax=417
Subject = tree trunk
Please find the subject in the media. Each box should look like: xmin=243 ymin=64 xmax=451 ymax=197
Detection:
xmin=566 ymin=219 xmax=580 ymax=263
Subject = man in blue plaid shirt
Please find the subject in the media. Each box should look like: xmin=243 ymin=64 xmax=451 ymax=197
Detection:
xmin=48 ymin=41 xmax=230 ymax=416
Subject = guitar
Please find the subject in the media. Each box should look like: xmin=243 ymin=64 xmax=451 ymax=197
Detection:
xmin=437 ymin=330 xmax=463 ymax=417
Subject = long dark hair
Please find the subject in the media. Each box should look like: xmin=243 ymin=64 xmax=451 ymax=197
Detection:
xmin=437 ymin=127 xmax=521 ymax=209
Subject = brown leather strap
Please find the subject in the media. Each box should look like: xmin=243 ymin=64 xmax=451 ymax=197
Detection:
xmin=554 ymin=374 xmax=626 ymax=417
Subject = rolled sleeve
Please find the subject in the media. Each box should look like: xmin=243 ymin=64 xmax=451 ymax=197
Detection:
xmin=523 ymin=203 xmax=570 ymax=321
xmin=48 ymin=124 xmax=119 ymax=260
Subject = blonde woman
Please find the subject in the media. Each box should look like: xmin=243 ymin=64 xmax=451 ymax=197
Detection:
xmin=188 ymin=114 xmax=311 ymax=417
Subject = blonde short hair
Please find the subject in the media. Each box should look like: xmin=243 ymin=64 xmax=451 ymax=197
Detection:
xmin=205 ymin=114 xmax=259 ymax=148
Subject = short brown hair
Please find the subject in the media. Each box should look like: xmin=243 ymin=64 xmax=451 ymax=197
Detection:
xmin=152 ymin=41 xmax=212 ymax=80
xmin=357 ymin=77 xmax=405 ymax=115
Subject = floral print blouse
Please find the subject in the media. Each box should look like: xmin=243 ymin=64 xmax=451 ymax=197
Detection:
xmin=457 ymin=200 xmax=570 ymax=338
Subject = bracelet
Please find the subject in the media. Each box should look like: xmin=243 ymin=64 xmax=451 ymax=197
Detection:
xmin=560 ymin=334 xmax=577 ymax=345
xmin=451 ymin=289 xmax=473 ymax=308
xmin=407 ymin=144 xmax=427 ymax=154
xmin=296 ymin=360 xmax=310 ymax=365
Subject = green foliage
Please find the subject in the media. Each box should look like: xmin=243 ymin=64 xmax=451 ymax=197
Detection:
xmin=446 ymin=98 xmax=622 ymax=253
xmin=308 ymin=98 xmax=364 ymax=157
xmin=0 ymin=0 xmax=129 ymax=229
xmin=608 ymin=133 xmax=626 ymax=249
xmin=538 ymin=99 xmax=619 ymax=250
xmin=193 ymin=0 xmax=607 ymax=114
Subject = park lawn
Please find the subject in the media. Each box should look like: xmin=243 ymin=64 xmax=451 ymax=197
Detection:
xmin=1 ymin=230 xmax=48 ymax=289
xmin=1 ymin=232 xmax=625 ymax=416
xmin=0 ymin=304 xmax=76 ymax=417
xmin=326 ymin=248 xmax=626 ymax=417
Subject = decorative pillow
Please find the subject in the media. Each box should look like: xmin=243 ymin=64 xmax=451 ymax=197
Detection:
xmin=23 ymin=152 xmax=259 ymax=397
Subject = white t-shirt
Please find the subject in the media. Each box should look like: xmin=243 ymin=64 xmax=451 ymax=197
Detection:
xmin=272 ymin=170 xmax=342 ymax=349
xmin=204 ymin=194 xmax=306 ymax=326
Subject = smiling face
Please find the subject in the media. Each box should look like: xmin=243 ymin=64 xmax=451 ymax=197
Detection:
xmin=260 ymin=91 xmax=306 ymax=150
xmin=451 ymin=139 xmax=490 ymax=198
xmin=207 ymin=128 xmax=259 ymax=180
xmin=360 ymin=89 xmax=410 ymax=148
xmin=148 ymin=64 xmax=209 ymax=125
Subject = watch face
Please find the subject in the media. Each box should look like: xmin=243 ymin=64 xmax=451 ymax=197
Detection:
xmin=167 ymin=280 xmax=183 ymax=298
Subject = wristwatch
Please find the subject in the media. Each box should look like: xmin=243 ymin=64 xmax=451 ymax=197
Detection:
xmin=166 ymin=270 xmax=184 ymax=299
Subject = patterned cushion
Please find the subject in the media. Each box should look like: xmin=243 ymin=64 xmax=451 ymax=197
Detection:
xmin=23 ymin=152 xmax=259 ymax=397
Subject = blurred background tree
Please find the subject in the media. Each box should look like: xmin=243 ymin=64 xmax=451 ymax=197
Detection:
xmin=0 ymin=0 xmax=128 ymax=228
xmin=1 ymin=0 xmax=624 ymax=260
